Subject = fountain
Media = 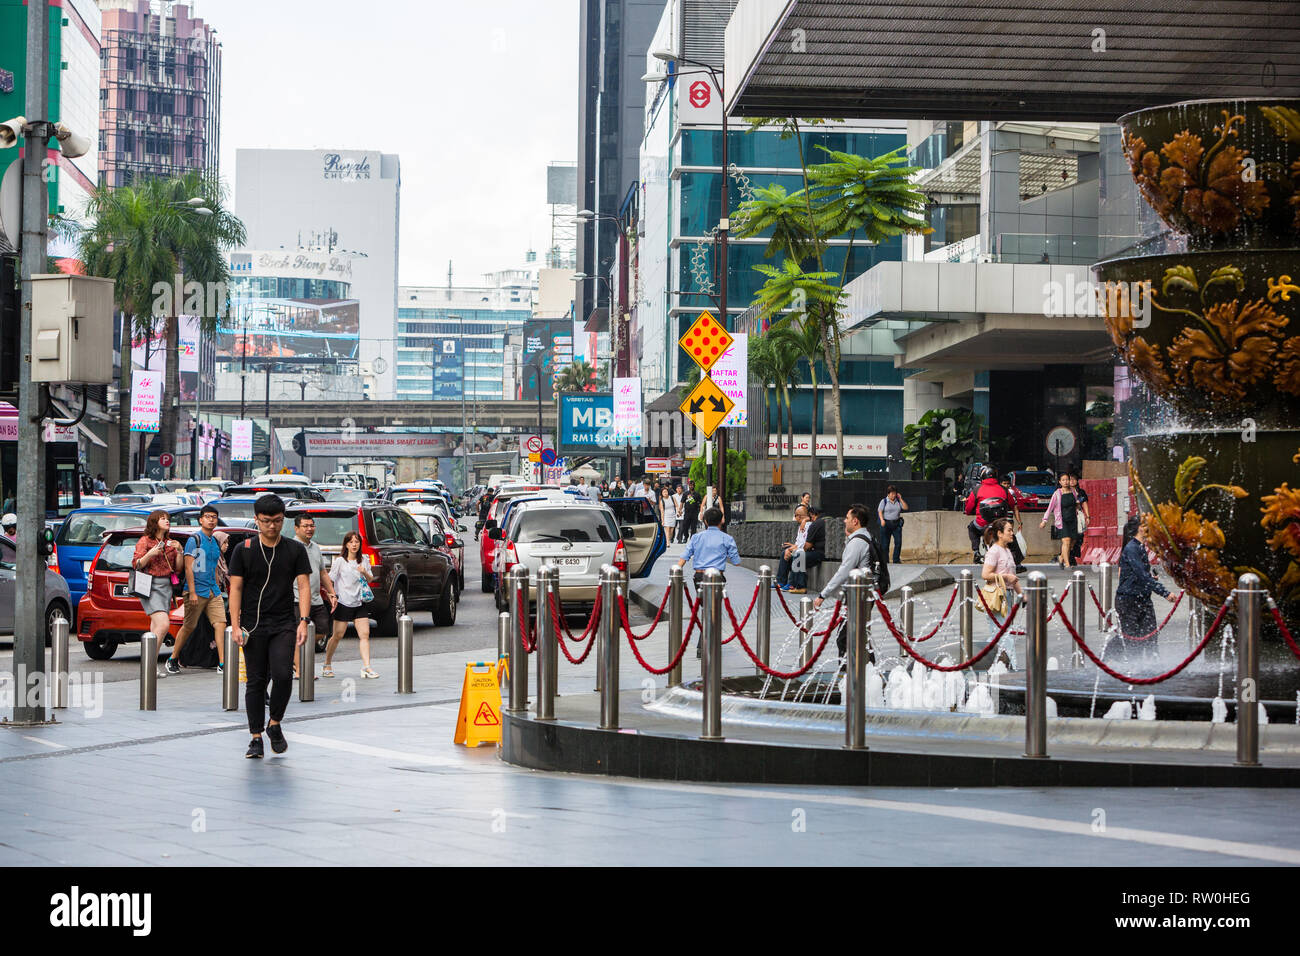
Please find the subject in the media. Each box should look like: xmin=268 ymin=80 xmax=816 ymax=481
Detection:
xmin=1094 ymin=98 xmax=1300 ymax=641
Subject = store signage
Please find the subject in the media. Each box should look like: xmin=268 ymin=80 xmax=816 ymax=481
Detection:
xmin=644 ymin=457 xmax=670 ymax=473
xmin=228 ymin=250 xmax=354 ymax=282
xmin=612 ymin=377 xmax=642 ymax=444
xmin=559 ymin=392 xmax=622 ymax=453
xmin=302 ymin=431 xmax=456 ymax=457
xmin=766 ymin=434 xmax=888 ymax=457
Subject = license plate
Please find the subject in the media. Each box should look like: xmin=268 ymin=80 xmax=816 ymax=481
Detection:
xmin=113 ymin=584 xmax=130 ymax=597
xmin=554 ymin=557 xmax=584 ymax=567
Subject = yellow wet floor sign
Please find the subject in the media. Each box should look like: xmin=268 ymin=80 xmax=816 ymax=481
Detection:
xmin=454 ymin=661 xmax=502 ymax=747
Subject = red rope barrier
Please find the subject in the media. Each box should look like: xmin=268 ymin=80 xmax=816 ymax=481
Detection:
xmin=1055 ymin=596 xmax=1231 ymax=685
xmin=548 ymin=590 xmax=600 ymax=664
xmin=623 ymin=586 xmax=671 ymax=641
xmin=721 ymin=584 xmax=761 ymax=645
xmin=774 ymin=585 xmax=815 ymax=630
xmin=1270 ymin=604 xmax=1300 ymax=661
xmin=877 ymin=598 xmax=1020 ymax=672
xmin=901 ymin=585 xmax=960 ymax=643
xmin=515 ymin=588 xmax=536 ymax=653
xmin=1114 ymin=591 xmax=1186 ymax=642
xmin=729 ymin=603 xmax=844 ymax=679
xmin=1090 ymin=585 xmax=1107 ymax=617
xmin=621 ymin=595 xmax=701 ymax=675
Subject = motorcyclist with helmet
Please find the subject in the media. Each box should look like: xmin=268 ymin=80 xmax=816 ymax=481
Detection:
xmin=964 ymin=467 xmax=1026 ymax=572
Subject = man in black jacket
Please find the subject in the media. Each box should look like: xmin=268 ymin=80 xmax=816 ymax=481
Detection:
xmin=789 ymin=505 xmax=826 ymax=592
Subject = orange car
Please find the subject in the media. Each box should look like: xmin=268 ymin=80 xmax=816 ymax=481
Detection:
xmin=76 ymin=525 xmax=254 ymax=661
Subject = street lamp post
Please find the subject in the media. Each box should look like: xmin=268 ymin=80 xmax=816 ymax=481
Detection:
xmin=646 ymin=51 xmax=729 ymax=515
xmin=572 ymin=269 xmax=631 ymax=480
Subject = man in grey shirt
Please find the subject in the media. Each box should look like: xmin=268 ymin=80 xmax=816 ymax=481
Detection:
xmin=813 ymin=503 xmax=889 ymax=657
xmin=293 ymin=514 xmax=338 ymax=674
xmin=876 ymin=485 xmax=909 ymax=563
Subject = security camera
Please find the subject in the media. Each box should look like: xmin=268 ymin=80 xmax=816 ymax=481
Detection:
xmin=53 ymin=123 xmax=90 ymax=159
xmin=0 ymin=116 xmax=26 ymax=149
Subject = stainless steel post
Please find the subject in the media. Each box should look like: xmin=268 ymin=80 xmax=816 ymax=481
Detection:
xmin=900 ymin=585 xmax=914 ymax=645
xmin=667 ymin=565 xmax=684 ymax=686
xmin=300 ymin=621 xmax=315 ymax=702
xmin=799 ymin=596 xmax=814 ymax=668
xmin=1235 ymin=574 xmax=1262 ymax=767
xmin=1098 ymin=561 xmax=1114 ymax=630
xmin=507 ymin=566 xmax=529 ymax=714
xmin=139 ymin=632 xmax=157 ymax=711
xmin=536 ymin=564 xmax=556 ymax=720
xmin=597 ymin=565 xmax=620 ymax=730
xmin=497 ymin=611 xmax=511 ymax=698
xmin=50 ymin=616 xmax=69 ymax=710
xmin=1024 ymin=572 xmax=1048 ymax=758
xmin=397 ymin=614 xmax=413 ymax=694
xmin=755 ymin=565 xmax=772 ymax=676
xmin=1070 ymin=570 xmax=1087 ymax=668
xmin=959 ymin=570 xmax=973 ymax=664
xmin=223 ymin=626 xmax=239 ymax=711
xmin=844 ymin=569 xmax=870 ymax=751
xmin=700 ymin=568 xmax=724 ymax=740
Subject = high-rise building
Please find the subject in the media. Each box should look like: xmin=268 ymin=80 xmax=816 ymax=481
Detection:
xmin=396 ymin=269 xmax=535 ymax=403
xmin=575 ymin=0 xmax=668 ymax=334
xmin=235 ymin=148 xmax=401 ymax=400
xmin=96 ymin=0 xmax=220 ymax=188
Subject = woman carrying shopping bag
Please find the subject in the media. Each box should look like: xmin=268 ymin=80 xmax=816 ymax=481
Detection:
xmin=981 ymin=518 xmax=1022 ymax=669
xmin=324 ymin=531 xmax=378 ymax=679
xmin=132 ymin=510 xmax=182 ymax=655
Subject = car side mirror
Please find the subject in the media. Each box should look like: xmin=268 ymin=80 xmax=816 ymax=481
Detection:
xmin=488 ymin=528 xmax=503 ymax=540
xmin=620 ymin=526 xmax=637 ymax=540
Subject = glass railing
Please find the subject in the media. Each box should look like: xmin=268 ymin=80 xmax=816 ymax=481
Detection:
xmin=989 ymin=234 xmax=1098 ymax=264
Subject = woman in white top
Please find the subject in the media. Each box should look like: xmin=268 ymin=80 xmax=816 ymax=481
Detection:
xmin=981 ymin=517 xmax=1023 ymax=668
xmin=659 ymin=486 xmax=677 ymax=537
xmin=324 ymin=531 xmax=378 ymax=679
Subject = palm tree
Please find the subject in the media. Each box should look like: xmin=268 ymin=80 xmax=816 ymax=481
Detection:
xmin=554 ymin=359 xmax=596 ymax=393
xmin=770 ymin=315 xmax=824 ymax=460
xmin=747 ymin=333 xmax=779 ymax=459
xmin=78 ymin=172 xmax=244 ymax=480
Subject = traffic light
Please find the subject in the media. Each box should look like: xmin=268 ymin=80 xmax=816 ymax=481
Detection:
xmin=40 ymin=525 xmax=54 ymax=557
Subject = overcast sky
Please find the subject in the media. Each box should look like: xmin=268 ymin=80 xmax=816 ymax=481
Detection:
xmin=214 ymin=0 xmax=578 ymax=286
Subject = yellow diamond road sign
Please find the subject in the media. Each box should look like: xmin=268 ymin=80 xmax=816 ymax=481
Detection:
xmin=679 ymin=377 xmax=735 ymax=438
xmin=678 ymin=311 xmax=734 ymax=373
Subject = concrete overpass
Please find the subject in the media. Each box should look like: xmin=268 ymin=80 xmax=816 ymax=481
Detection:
xmin=201 ymin=400 xmax=556 ymax=432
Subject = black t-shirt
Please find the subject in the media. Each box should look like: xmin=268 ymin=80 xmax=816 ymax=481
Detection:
xmin=228 ymin=535 xmax=313 ymax=632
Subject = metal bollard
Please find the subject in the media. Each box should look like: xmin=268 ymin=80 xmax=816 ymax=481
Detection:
xmin=1024 ymin=572 xmax=1049 ymax=758
xmin=1070 ymin=570 xmax=1087 ymax=668
xmin=223 ymin=626 xmax=239 ymax=711
xmin=1235 ymin=574 xmax=1262 ymax=767
xmin=799 ymin=596 xmax=815 ymax=669
xmin=497 ymin=611 xmax=511 ymax=697
xmin=506 ymin=566 xmax=530 ymax=714
xmin=300 ymin=621 xmax=316 ymax=702
xmin=597 ymin=565 xmax=620 ymax=730
xmin=139 ymin=631 xmax=158 ymax=711
xmin=844 ymin=568 xmax=870 ymax=751
xmin=667 ymin=565 xmax=684 ymax=686
xmin=900 ymin=585 xmax=914 ymax=645
xmin=959 ymin=570 xmax=974 ymax=664
xmin=755 ymin=565 xmax=772 ymax=676
xmin=50 ymin=615 xmax=69 ymax=710
xmin=700 ymin=568 xmax=724 ymax=740
xmin=1098 ymin=561 xmax=1114 ymax=630
xmin=536 ymin=564 xmax=557 ymax=720
xmin=397 ymin=614 xmax=413 ymax=694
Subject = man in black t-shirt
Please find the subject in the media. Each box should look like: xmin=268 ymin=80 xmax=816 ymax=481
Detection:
xmin=228 ymin=494 xmax=313 ymax=759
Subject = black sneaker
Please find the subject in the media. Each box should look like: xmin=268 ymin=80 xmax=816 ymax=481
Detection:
xmin=245 ymin=736 xmax=264 ymax=759
xmin=164 ymin=657 xmax=181 ymax=675
xmin=266 ymin=723 xmax=287 ymax=754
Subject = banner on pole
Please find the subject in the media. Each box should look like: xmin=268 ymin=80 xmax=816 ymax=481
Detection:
xmin=714 ymin=332 xmax=747 ymax=428
xmin=612 ymin=377 xmax=642 ymax=444
xmin=129 ymin=373 xmax=163 ymax=433
xmin=232 ymin=419 xmax=254 ymax=461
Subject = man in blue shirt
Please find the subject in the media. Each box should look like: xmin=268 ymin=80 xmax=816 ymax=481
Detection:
xmin=166 ymin=504 xmax=228 ymax=674
xmin=677 ymin=507 xmax=741 ymax=585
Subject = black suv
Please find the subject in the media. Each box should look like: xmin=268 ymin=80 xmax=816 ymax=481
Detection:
xmin=285 ymin=501 xmax=457 ymax=632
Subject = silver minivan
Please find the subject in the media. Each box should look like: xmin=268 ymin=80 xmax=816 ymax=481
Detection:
xmin=494 ymin=500 xmax=625 ymax=608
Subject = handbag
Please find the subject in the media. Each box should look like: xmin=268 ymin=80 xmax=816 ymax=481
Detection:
xmin=132 ymin=569 xmax=153 ymax=598
xmin=1076 ymin=512 xmax=1088 ymax=535
xmin=359 ymin=580 xmax=374 ymax=603
xmin=980 ymin=574 xmax=1007 ymax=615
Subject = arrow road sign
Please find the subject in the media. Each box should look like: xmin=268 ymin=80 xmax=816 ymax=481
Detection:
xmin=679 ymin=377 xmax=735 ymax=438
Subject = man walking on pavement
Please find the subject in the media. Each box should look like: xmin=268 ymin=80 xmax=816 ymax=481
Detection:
xmin=677 ymin=507 xmax=742 ymax=655
xmin=229 ymin=494 xmax=313 ymax=759
xmin=814 ymin=504 xmax=890 ymax=658
xmin=292 ymin=513 xmax=338 ymax=677
xmin=165 ymin=504 xmax=228 ymax=674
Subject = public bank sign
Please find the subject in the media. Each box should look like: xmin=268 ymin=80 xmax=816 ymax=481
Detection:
xmin=559 ymin=392 xmax=621 ymax=454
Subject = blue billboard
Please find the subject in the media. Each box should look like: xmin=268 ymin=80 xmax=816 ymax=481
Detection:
xmin=559 ymin=392 xmax=621 ymax=454
xmin=433 ymin=339 xmax=462 ymax=400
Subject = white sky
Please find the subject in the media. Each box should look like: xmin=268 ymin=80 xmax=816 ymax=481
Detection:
xmin=212 ymin=0 xmax=579 ymax=286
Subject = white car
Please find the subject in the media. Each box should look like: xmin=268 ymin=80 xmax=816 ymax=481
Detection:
xmin=492 ymin=499 xmax=627 ymax=609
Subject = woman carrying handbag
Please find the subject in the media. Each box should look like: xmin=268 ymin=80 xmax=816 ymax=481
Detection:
xmin=132 ymin=510 xmax=182 ymax=655
xmin=980 ymin=517 xmax=1022 ymax=669
xmin=324 ymin=531 xmax=378 ymax=679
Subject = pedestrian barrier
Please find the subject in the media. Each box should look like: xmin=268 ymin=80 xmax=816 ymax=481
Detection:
xmin=397 ymin=614 xmax=413 ymax=695
xmin=222 ymin=626 xmax=239 ymax=711
xmin=50 ymin=615 xmax=69 ymax=710
xmin=139 ymin=631 xmax=157 ymax=711
xmin=300 ymin=621 xmax=316 ymax=702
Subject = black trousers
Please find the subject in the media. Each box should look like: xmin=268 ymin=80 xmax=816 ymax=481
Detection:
xmin=968 ymin=521 xmax=1024 ymax=564
xmin=681 ymin=511 xmax=699 ymax=541
xmin=244 ymin=623 xmax=296 ymax=734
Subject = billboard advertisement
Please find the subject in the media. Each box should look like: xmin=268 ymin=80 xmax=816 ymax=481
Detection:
xmin=232 ymin=420 xmax=254 ymax=461
xmin=301 ymin=431 xmax=459 ymax=458
xmin=432 ymin=338 xmax=463 ymax=400
xmin=612 ymin=377 xmax=642 ymax=444
xmin=219 ymin=298 xmax=360 ymax=363
xmin=558 ymin=392 xmax=622 ymax=454
xmin=129 ymin=373 xmax=162 ymax=433
xmin=521 ymin=319 xmax=574 ymax=401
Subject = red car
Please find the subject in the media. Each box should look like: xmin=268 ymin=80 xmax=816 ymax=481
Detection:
xmin=477 ymin=485 xmax=549 ymax=593
xmin=76 ymin=526 xmax=255 ymax=661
